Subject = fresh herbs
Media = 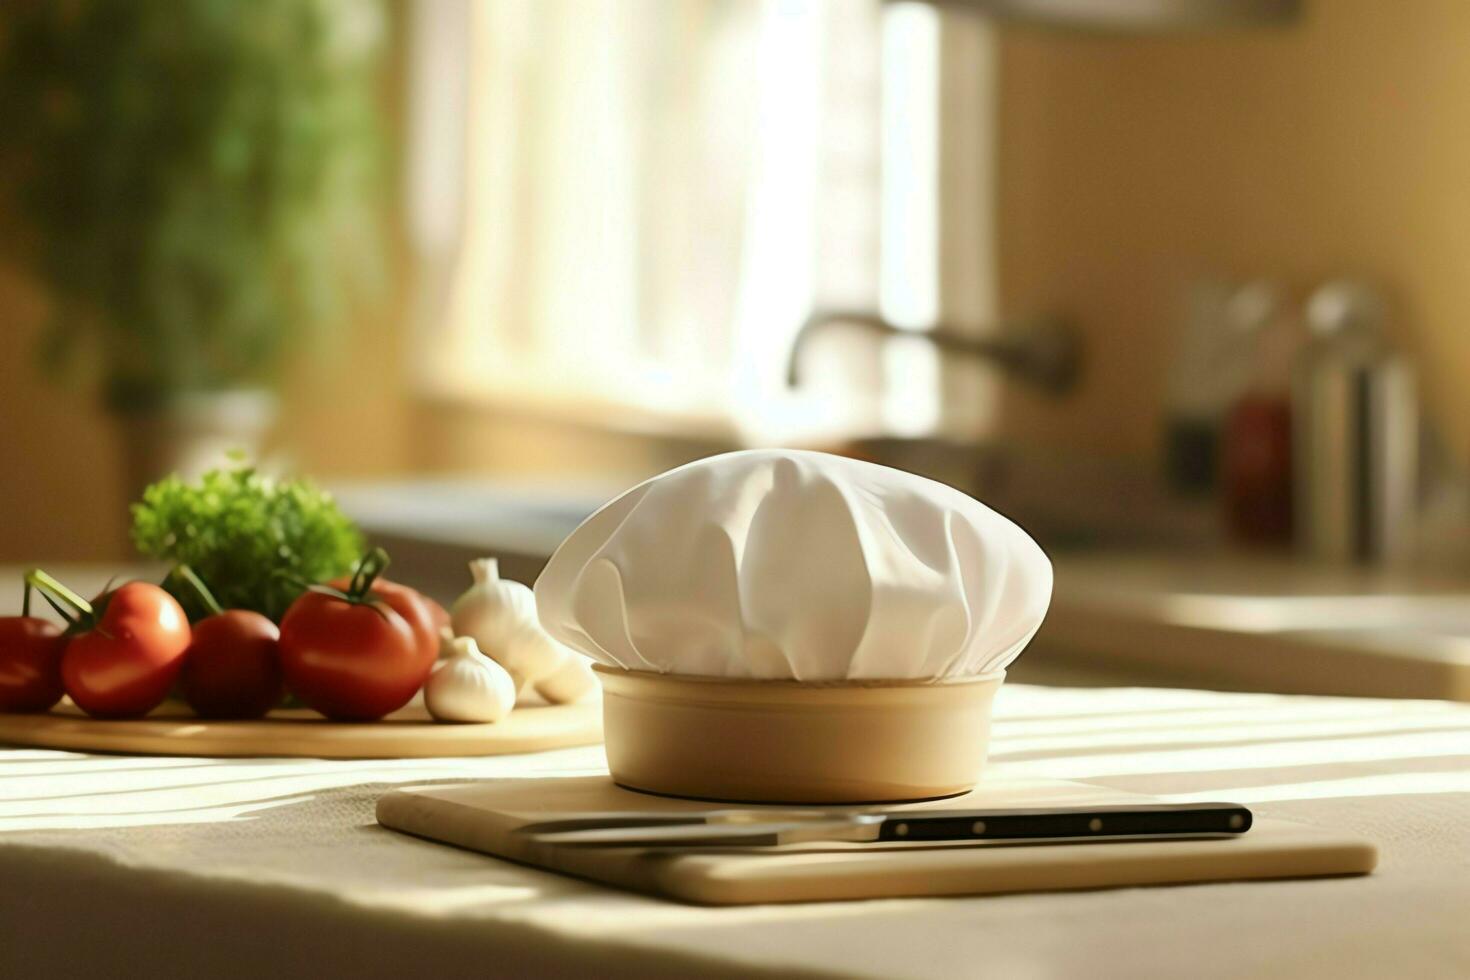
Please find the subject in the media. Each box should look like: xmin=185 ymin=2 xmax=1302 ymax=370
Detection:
xmin=131 ymin=465 xmax=363 ymax=621
xmin=0 ymin=0 xmax=386 ymax=409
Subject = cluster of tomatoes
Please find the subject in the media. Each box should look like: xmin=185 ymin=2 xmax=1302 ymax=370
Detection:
xmin=0 ymin=549 xmax=448 ymax=722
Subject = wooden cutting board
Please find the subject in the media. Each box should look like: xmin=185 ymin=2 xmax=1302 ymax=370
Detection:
xmin=376 ymin=775 xmax=1377 ymax=905
xmin=0 ymin=699 xmax=601 ymax=758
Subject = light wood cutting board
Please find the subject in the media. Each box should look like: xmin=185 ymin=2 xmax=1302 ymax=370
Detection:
xmin=0 ymin=699 xmax=601 ymax=758
xmin=376 ymin=775 xmax=1377 ymax=905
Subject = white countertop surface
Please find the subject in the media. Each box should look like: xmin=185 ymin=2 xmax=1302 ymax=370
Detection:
xmin=3 ymin=682 xmax=1469 ymax=979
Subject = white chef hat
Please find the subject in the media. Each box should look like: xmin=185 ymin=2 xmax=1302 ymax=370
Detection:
xmin=535 ymin=449 xmax=1052 ymax=681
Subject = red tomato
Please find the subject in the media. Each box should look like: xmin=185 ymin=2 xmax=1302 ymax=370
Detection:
xmin=328 ymin=575 xmax=444 ymax=668
xmin=180 ymin=611 xmax=284 ymax=719
xmin=278 ymin=590 xmax=428 ymax=721
xmin=0 ymin=617 xmax=66 ymax=713
xmin=61 ymin=582 xmax=192 ymax=719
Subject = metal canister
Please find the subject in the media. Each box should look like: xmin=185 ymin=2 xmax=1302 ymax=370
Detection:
xmin=1292 ymin=282 xmax=1417 ymax=563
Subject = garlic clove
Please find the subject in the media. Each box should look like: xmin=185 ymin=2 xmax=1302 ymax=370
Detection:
xmin=535 ymin=653 xmax=598 ymax=704
xmin=424 ymin=636 xmax=518 ymax=723
xmin=482 ymin=620 xmax=569 ymax=691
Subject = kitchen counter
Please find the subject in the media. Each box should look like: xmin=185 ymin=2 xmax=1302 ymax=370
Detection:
xmin=4 ymin=682 xmax=1468 ymax=979
xmin=1036 ymin=553 xmax=1470 ymax=700
xmin=330 ymin=479 xmax=1470 ymax=701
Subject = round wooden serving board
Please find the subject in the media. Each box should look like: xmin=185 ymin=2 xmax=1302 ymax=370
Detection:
xmin=0 ymin=699 xmax=602 ymax=759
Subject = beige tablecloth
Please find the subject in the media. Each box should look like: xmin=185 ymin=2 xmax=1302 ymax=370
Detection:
xmin=2 ymin=683 xmax=1468 ymax=979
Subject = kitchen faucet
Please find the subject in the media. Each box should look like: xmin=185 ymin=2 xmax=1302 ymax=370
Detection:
xmin=786 ymin=309 xmax=1083 ymax=395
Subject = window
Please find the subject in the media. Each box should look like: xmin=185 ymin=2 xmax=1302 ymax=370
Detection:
xmin=407 ymin=0 xmax=997 ymax=442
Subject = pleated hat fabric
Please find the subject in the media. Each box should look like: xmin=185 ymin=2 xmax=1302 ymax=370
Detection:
xmin=535 ymin=449 xmax=1052 ymax=681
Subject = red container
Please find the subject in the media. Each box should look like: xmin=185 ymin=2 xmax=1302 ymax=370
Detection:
xmin=1222 ymin=394 xmax=1293 ymax=544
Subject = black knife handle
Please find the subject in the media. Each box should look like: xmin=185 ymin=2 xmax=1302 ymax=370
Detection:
xmin=875 ymin=802 xmax=1252 ymax=842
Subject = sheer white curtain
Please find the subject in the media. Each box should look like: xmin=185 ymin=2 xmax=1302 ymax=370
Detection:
xmin=408 ymin=0 xmax=996 ymax=442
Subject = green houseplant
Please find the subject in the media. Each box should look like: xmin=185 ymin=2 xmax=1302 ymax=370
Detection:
xmin=0 ymin=0 xmax=385 ymax=490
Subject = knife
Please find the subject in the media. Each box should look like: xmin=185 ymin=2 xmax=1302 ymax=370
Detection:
xmin=520 ymin=802 xmax=1252 ymax=848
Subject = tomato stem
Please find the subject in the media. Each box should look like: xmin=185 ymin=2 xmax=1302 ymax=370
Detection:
xmin=37 ymin=591 xmax=72 ymax=623
xmin=172 ymin=564 xmax=225 ymax=618
xmin=346 ymin=547 xmax=391 ymax=602
xmin=24 ymin=568 xmax=94 ymax=624
xmin=297 ymin=548 xmax=395 ymax=622
xmin=22 ymin=579 xmax=31 ymax=617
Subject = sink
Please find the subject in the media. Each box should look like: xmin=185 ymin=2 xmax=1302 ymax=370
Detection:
xmin=332 ymin=478 xmax=603 ymax=554
xmin=329 ymin=478 xmax=609 ymax=603
xmin=833 ymin=436 xmax=1218 ymax=551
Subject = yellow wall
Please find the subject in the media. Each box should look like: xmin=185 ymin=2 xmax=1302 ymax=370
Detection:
xmin=0 ymin=265 xmax=414 ymax=563
xmin=996 ymin=0 xmax=1470 ymax=463
xmin=4 ymin=0 xmax=1469 ymax=563
xmin=0 ymin=269 xmax=126 ymax=562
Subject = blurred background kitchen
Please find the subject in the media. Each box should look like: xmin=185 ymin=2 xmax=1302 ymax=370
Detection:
xmin=2 ymin=0 xmax=1468 ymax=699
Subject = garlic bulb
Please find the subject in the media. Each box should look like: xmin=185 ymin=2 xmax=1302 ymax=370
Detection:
xmin=424 ymin=636 xmax=517 ymax=723
xmin=452 ymin=558 xmax=569 ymax=690
xmin=535 ymin=653 xmax=598 ymax=704
xmin=451 ymin=558 xmax=537 ymax=652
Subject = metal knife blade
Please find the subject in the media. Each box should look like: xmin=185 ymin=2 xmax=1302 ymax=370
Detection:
xmin=531 ymin=816 xmax=883 ymax=848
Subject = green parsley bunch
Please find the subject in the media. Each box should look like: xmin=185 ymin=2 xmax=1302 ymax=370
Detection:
xmin=131 ymin=464 xmax=363 ymax=621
